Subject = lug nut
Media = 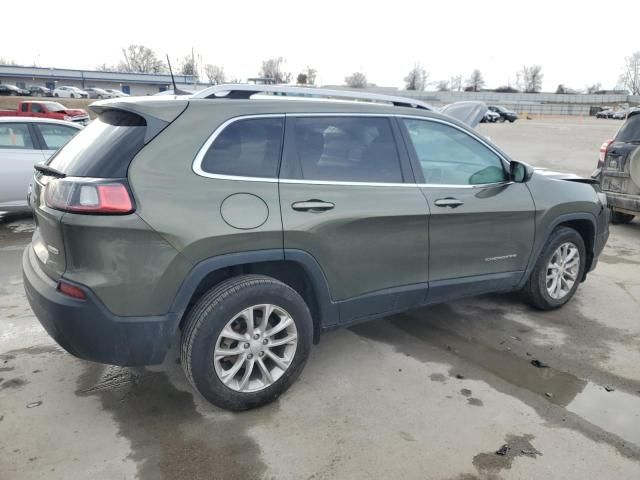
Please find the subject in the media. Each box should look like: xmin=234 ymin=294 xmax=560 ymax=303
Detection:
xmin=262 ymin=339 xmax=268 ymax=345
xmin=243 ymin=343 xmax=250 ymax=349
xmin=259 ymin=351 xmax=265 ymax=357
xmin=254 ymin=333 xmax=260 ymax=340
xmin=247 ymin=354 xmax=253 ymax=359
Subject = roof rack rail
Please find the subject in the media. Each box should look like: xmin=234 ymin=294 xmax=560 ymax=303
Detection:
xmin=191 ymin=84 xmax=433 ymax=110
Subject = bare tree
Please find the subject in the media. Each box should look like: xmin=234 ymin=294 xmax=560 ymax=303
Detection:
xmin=520 ymin=65 xmax=544 ymax=93
xmin=620 ymin=51 xmax=640 ymax=95
xmin=259 ymin=57 xmax=291 ymax=84
xmin=585 ymin=83 xmax=602 ymax=94
xmin=204 ymin=64 xmax=225 ymax=85
xmin=345 ymin=72 xmax=368 ymax=88
xmin=118 ymin=45 xmax=166 ymax=73
xmin=96 ymin=63 xmax=116 ymax=72
xmin=296 ymin=67 xmax=317 ymax=85
xmin=404 ymin=63 xmax=428 ymax=91
xmin=466 ymin=69 xmax=485 ymax=92
xmin=0 ymin=57 xmax=17 ymax=65
xmin=450 ymin=75 xmax=463 ymax=92
xmin=436 ymin=80 xmax=450 ymax=91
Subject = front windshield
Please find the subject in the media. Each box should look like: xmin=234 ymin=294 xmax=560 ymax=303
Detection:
xmin=44 ymin=102 xmax=67 ymax=112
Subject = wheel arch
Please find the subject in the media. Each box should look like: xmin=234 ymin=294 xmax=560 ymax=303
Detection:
xmin=519 ymin=212 xmax=597 ymax=288
xmin=170 ymin=249 xmax=337 ymax=343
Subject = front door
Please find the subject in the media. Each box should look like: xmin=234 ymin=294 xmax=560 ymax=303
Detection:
xmin=399 ymin=117 xmax=535 ymax=301
xmin=279 ymin=115 xmax=430 ymax=325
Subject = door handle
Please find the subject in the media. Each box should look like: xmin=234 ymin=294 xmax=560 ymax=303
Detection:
xmin=291 ymin=200 xmax=335 ymax=212
xmin=434 ymin=197 xmax=464 ymax=208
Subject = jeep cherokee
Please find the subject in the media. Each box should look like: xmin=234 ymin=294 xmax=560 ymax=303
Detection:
xmin=23 ymin=85 xmax=609 ymax=410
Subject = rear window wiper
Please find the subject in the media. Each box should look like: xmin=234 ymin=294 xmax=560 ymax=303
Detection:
xmin=34 ymin=163 xmax=66 ymax=178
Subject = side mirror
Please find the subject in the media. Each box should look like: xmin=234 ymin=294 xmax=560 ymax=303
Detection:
xmin=510 ymin=161 xmax=534 ymax=183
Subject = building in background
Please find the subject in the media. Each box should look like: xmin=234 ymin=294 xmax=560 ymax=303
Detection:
xmin=0 ymin=65 xmax=205 ymax=96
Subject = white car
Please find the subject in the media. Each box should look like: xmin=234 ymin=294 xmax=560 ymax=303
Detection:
xmin=104 ymin=89 xmax=129 ymax=97
xmin=0 ymin=117 xmax=82 ymax=213
xmin=53 ymin=86 xmax=89 ymax=99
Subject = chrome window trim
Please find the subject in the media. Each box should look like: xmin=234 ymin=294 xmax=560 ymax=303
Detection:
xmin=192 ymin=113 xmax=513 ymax=189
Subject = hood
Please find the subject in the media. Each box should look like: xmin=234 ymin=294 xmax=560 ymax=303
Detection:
xmin=62 ymin=108 xmax=88 ymax=117
xmin=534 ymin=168 xmax=599 ymax=184
xmin=439 ymin=101 xmax=488 ymax=128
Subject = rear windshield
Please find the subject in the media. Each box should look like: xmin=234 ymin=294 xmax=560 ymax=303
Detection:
xmin=47 ymin=110 xmax=146 ymax=178
xmin=615 ymin=114 xmax=640 ymax=143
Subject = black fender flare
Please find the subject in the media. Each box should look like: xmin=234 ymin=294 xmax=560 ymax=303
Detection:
xmin=517 ymin=212 xmax=598 ymax=288
xmin=168 ymin=249 xmax=338 ymax=331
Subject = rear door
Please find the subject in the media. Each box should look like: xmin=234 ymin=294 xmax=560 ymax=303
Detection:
xmin=399 ymin=116 xmax=535 ymax=301
xmin=602 ymin=113 xmax=640 ymax=196
xmin=0 ymin=122 xmax=46 ymax=208
xmin=279 ymin=115 xmax=430 ymax=325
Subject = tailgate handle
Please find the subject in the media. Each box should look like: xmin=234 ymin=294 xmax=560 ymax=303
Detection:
xmin=434 ymin=197 xmax=464 ymax=208
xmin=292 ymin=200 xmax=335 ymax=212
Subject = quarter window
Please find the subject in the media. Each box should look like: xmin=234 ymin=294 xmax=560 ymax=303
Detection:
xmin=201 ymin=117 xmax=284 ymax=178
xmin=403 ymin=119 xmax=506 ymax=185
xmin=293 ymin=116 xmax=403 ymax=182
xmin=0 ymin=123 xmax=34 ymax=149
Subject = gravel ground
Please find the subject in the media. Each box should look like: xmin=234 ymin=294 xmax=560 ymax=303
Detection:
xmin=1 ymin=116 xmax=639 ymax=480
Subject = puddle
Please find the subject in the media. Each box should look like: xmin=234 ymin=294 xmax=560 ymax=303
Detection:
xmin=353 ymin=312 xmax=640 ymax=449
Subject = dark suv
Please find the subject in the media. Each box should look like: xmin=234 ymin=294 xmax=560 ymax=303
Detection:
xmin=596 ymin=108 xmax=640 ymax=223
xmin=488 ymin=105 xmax=518 ymax=123
xmin=23 ymin=86 xmax=609 ymax=410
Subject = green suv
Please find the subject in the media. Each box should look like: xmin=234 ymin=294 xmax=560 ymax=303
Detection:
xmin=23 ymin=86 xmax=609 ymax=410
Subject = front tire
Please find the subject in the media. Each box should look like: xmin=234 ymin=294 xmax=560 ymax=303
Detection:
xmin=610 ymin=210 xmax=635 ymax=224
xmin=180 ymin=275 xmax=313 ymax=411
xmin=522 ymin=226 xmax=586 ymax=310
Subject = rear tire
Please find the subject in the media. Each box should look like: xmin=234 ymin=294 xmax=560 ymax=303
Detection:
xmin=180 ymin=274 xmax=313 ymax=411
xmin=522 ymin=226 xmax=586 ymax=310
xmin=610 ymin=210 xmax=635 ymax=224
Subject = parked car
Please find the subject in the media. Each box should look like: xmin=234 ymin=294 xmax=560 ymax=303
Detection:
xmin=488 ymin=105 xmax=518 ymax=122
xmin=104 ymin=89 xmax=129 ymax=97
xmin=594 ymin=109 xmax=640 ymax=223
xmin=481 ymin=110 xmax=501 ymax=123
xmin=612 ymin=109 xmax=630 ymax=120
xmin=53 ymin=86 xmax=89 ymax=99
xmin=23 ymin=85 xmax=609 ymax=411
xmin=28 ymin=85 xmax=52 ymax=97
xmin=0 ymin=101 xmax=90 ymax=125
xmin=0 ymin=118 xmax=81 ymax=213
xmin=0 ymin=84 xmax=29 ymax=96
xmin=596 ymin=108 xmax=614 ymax=119
xmin=84 ymin=87 xmax=112 ymax=99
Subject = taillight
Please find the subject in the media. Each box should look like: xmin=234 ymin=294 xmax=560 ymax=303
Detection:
xmin=57 ymin=280 xmax=87 ymax=300
xmin=45 ymin=177 xmax=134 ymax=214
xmin=598 ymin=139 xmax=613 ymax=168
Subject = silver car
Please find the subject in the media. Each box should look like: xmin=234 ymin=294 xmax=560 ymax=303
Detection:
xmin=0 ymin=117 xmax=82 ymax=213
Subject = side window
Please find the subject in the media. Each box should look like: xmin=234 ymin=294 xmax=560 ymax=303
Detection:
xmin=403 ymin=119 xmax=506 ymax=185
xmin=0 ymin=123 xmax=34 ymax=149
xmin=201 ymin=117 xmax=284 ymax=178
xmin=293 ymin=116 xmax=402 ymax=183
xmin=31 ymin=103 xmax=43 ymax=113
xmin=36 ymin=124 xmax=79 ymax=150
xmin=21 ymin=103 xmax=29 ymax=112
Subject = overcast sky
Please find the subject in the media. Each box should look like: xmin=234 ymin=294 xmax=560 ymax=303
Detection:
xmin=2 ymin=0 xmax=637 ymax=91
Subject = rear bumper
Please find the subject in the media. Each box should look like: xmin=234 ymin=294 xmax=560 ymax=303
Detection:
xmin=604 ymin=191 xmax=640 ymax=215
xmin=22 ymin=246 xmax=178 ymax=366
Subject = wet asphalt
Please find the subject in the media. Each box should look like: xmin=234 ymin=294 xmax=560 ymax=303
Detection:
xmin=1 ymin=117 xmax=640 ymax=479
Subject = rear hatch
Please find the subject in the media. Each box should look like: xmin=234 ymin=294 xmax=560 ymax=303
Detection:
xmin=29 ymin=98 xmax=187 ymax=280
xmin=601 ymin=112 xmax=640 ymax=196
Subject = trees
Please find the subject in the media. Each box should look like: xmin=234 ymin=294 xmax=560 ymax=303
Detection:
xmin=620 ymin=51 xmax=640 ymax=95
xmin=585 ymin=83 xmax=602 ymax=94
xmin=296 ymin=66 xmax=317 ymax=85
xmin=519 ymin=65 xmax=544 ymax=93
xmin=450 ymin=75 xmax=463 ymax=92
xmin=118 ymin=45 xmax=165 ymax=73
xmin=0 ymin=58 xmax=17 ymax=65
xmin=466 ymin=69 xmax=485 ymax=92
xmin=404 ymin=63 xmax=428 ymax=91
xmin=436 ymin=80 xmax=450 ymax=91
xmin=345 ymin=72 xmax=368 ymax=88
xmin=259 ymin=57 xmax=291 ymax=84
xmin=204 ymin=64 xmax=225 ymax=85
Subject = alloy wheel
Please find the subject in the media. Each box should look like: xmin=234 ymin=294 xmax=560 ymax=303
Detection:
xmin=546 ymin=242 xmax=580 ymax=299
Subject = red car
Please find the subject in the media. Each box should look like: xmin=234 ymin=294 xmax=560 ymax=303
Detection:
xmin=0 ymin=101 xmax=90 ymax=125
